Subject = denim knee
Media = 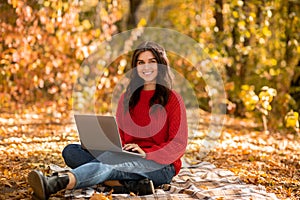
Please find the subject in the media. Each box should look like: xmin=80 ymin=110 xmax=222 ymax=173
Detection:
xmin=62 ymin=144 xmax=78 ymax=160
xmin=62 ymin=144 xmax=81 ymax=168
xmin=62 ymin=143 xmax=97 ymax=169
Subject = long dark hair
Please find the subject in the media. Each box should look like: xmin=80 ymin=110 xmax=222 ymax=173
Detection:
xmin=124 ymin=41 xmax=173 ymax=112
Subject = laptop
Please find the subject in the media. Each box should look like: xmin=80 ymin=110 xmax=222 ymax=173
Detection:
xmin=74 ymin=114 xmax=144 ymax=157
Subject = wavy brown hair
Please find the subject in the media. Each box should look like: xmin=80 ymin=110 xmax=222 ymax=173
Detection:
xmin=124 ymin=41 xmax=173 ymax=112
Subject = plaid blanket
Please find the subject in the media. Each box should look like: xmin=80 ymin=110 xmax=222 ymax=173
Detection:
xmin=50 ymin=162 xmax=278 ymax=200
xmin=51 ymin=162 xmax=278 ymax=200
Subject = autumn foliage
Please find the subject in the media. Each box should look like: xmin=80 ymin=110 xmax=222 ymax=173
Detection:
xmin=0 ymin=0 xmax=300 ymax=199
xmin=1 ymin=0 xmax=300 ymax=131
xmin=1 ymin=0 xmax=121 ymax=115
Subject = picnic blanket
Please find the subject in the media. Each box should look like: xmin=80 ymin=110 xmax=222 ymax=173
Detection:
xmin=49 ymin=162 xmax=278 ymax=200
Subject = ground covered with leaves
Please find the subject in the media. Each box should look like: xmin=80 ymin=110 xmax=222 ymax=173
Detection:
xmin=202 ymin=118 xmax=300 ymax=199
xmin=0 ymin=108 xmax=299 ymax=199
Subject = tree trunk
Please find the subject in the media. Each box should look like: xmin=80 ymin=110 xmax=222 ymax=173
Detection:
xmin=127 ymin=0 xmax=143 ymax=29
xmin=214 ymin=0 xmax=224 ymax=31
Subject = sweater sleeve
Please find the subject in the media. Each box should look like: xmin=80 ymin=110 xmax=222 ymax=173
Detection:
xmin=143 ymin=91 xmax=188 ymax=165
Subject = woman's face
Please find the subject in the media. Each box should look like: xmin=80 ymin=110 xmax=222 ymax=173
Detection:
xmin=136 ymin=50 xmax=158 ymax=90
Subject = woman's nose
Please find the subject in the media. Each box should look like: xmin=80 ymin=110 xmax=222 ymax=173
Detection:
xmin=144 ymin=63 xmax=150 ymax=68
xmin=139 ymin=63 xmax=150 ymax=69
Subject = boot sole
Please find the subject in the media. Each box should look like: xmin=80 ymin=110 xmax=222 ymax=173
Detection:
xmin=28 ymin=170 xmax=47 ymax=200
xmin=140 ymin=179 xmax=155 ymax=195
xmin=149 ymin=180 xmax=155 ymax=194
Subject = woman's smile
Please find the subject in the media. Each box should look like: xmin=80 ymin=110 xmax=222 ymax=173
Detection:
xmin=143 ymin=70 xmax=154 ymax=75
xmin=136 ymin=50 xmax=158 ymax=90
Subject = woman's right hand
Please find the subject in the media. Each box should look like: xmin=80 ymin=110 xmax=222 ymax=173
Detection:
xmin=123 ymin=143 xmax=146 ymax=157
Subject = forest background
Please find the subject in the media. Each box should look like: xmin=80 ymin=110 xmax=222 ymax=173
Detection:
xmin=1 ymin=0 xmax=300 ymax=128
xmin=0 ymin=0 xmax=300 ymax=199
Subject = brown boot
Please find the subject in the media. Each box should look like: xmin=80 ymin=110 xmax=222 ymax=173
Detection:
xmin=122 ymin=179 xmax=155 ymax=195
xmin=28 ymin=170 xmax=69 ymax=200
xmin=105 ymin=179 xmax=155 ymax=195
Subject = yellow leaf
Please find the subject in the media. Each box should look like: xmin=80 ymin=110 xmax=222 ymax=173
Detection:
xmin=238 ymin=20 xmax=246 ymax=28
xmin=269 ymin=58 xmax=277 ymax=66
xmin=241 ymin=84 xmax=250 ymax=91
xmin=11 ymin=0 xmax=18 ymax=8
xmin=262 ymin=26 xmax=272 ymax=37
xmin=269 ymin=68 xmax=280 ymax=76
xmin=137 ymin=18 xmax=147 ymax=27
xmin=43 ymin=1 xmax=50 ymax=7
xmin=103 ymin=68 xmax=109 ymax=77
xmin=285 ymin=110 xmax=299 ymax=128
xmin=82 ymin=20 xmax=92 ymax=30
xmin=259 ymin=91 xmax=266 ymax=100
xmin=232 ymin=11 xmax=239 ymax=18
xmin=94 ymin=29 xmax=101 ymax=37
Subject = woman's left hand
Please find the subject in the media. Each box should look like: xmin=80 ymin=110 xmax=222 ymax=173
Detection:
xmin=123 ymin=143 xmax=146 ymax=157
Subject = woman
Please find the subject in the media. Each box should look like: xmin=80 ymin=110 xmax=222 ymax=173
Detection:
xmin=28 ymin=41 xmax=188 ymax=200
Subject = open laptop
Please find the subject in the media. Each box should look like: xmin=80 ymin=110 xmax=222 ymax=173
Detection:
xmin=74 ymin=114 xmax=144 ymax=157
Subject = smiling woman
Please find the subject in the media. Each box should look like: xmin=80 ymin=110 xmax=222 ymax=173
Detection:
xmin=27 ymin=41 xmax=188 ymax=200
xmin=136 ymin=51 xmax=158 ymax=90
xmin=124 ymin=41 xmax=174 ymax=113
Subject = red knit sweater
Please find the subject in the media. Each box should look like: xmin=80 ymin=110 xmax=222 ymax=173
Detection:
xmin=116 ymin=89 xmax=188 ymax=175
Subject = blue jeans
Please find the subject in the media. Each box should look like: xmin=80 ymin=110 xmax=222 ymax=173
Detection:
xmin=62 ymin=144 xmax=175 ymax=189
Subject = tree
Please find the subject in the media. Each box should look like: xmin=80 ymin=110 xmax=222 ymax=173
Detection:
xmin=0 ymin=0 xmax=122 ymax=114
xmin=127 ymin=0 xmax=143 ymax=28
